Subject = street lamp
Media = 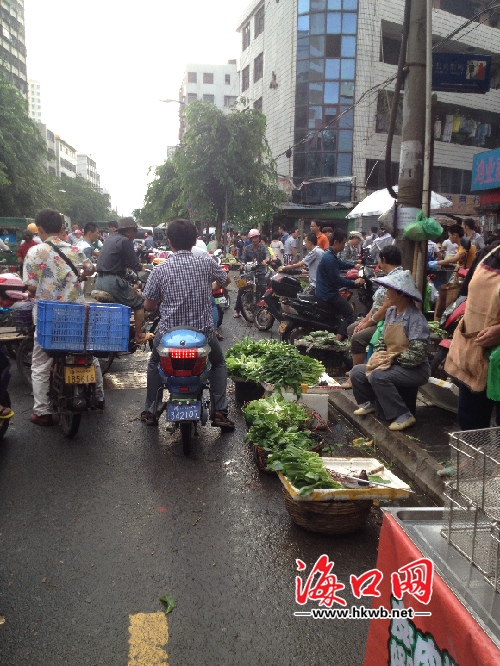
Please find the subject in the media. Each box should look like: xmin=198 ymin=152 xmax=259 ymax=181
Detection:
xmin=160 ymin=98 xmax=186 ymax=105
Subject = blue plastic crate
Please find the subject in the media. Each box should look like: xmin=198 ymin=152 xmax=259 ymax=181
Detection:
xmin=36 ymin=301 xmax=131 ymax=352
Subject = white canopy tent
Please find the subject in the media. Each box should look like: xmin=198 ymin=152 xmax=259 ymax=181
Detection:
xmin=346 ymin=186 xmax=453 ymax=218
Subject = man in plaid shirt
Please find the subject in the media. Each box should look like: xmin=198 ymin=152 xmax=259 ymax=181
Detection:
xmin=142 ymin=218 xmax=234 ymax=428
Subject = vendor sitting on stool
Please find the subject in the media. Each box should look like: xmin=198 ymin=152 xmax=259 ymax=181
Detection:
xmin=349 ymin=270 xmax=430 ymax=432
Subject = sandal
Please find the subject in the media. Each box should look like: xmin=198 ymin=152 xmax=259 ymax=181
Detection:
xmin=233 ymin=312 xmax=241 ymax=318
xmin=215 ymin=331 xmax=224 ymax=341
xmin=211 ymin=411 xmax=235 ymax=429
xmin=0 ymin=405 xmax=13 ymax=418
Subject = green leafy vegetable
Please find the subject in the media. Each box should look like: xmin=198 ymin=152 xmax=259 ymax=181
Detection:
xmin=160 ymin=594 xmax=176 ymax=614
xmin=267 ymin=445 xmax=341 ymax=495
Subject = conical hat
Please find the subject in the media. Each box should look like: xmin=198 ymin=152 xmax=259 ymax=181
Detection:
xmin=374 ymin=270 xmax=422 ymax=302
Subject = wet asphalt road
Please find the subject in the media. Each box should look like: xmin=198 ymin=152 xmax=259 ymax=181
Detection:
xmin=0 ymin=286 xmax=431 ymax=665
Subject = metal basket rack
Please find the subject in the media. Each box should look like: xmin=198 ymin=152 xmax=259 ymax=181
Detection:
xmin=442 ymin=427 xmax=500 ymax=591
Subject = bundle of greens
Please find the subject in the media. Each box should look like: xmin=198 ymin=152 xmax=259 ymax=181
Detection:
xmin=427 ymin=321 xmax=447 ymax=339
xmin=267 ymin=445 xmax=342 ymax=495
xmin=245 ymin=422 xmax=315 ymax=454
xmin=243 ymin=394 xmax=311 ymax=429
xmin=226 ymin=337 xmax=325 ymax=395
xmin=300 ymin=330 xmax=351 ymax=348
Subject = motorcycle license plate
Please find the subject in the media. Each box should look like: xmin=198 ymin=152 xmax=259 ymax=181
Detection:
xmin=278 ymin=322 xmax=288 ymax=334
xmin=214 ymin=297 xmax=227 ymax=307
xmin=64 ymin=366 xmax=96 ymax=384
xmin=167 ymin=401 xmax=201 ymax=421
xmin=236 ymin=277 xmax=247 ymax=288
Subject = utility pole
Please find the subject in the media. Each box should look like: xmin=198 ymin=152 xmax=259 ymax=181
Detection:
xmin=397 ymin=0 xmax=428 ymax=287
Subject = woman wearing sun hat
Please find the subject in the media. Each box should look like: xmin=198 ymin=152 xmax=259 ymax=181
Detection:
xmin=349 ymin=270 xmax=430 ymax=431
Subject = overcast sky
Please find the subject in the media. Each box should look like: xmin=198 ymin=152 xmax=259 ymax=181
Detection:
xmin=24 ymin=0 xmax=250 ymax=216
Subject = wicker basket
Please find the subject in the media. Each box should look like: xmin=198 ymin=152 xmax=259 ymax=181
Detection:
xmin=253 ymin=438 xmax=324 ymax=474
xmin=282 ymin=488 xmax=372 ymax=534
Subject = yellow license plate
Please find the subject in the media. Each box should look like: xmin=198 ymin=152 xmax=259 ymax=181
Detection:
xmin=278 ymin=322 xmax=288 ymax=333
xmin=236 ymin=277 xmax=247 ymax=288
xmin=64 ymin=366 xmax=96 ymax=384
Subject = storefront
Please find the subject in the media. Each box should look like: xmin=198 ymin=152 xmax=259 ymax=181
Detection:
xmin=471 ymin=147 xmax=500 ymax=237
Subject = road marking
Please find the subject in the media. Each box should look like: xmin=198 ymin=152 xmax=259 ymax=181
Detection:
xmin=128 ymin=613 xmax=169 ymax=665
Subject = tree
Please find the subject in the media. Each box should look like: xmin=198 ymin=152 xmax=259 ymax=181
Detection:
xmin=137 ymin=160 xmax=184 ymax=226
xmin=0 ymin=76 xmax=54 ymax=216
xmin=138 ymin=101 xmax=284 ymax=240
xmin=54 ymin=176 xmax=112 ymax=224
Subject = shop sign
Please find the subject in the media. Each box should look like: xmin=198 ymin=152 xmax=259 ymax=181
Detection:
xmin=472 ymin=148 xmax=500 ymax=191
xmin=432 ymin=53 xmax=491 ymax=93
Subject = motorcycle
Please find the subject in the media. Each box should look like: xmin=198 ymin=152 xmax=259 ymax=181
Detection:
xmin=90 ymin=269 xmax=159 ymax=373
xmin=254 ymin=272 xmax=303 ymax=332
xmin=212 ymin=263 xmax=230 ymax=330
xmin=238 ymin=263 xmax=276 ymax=323
xmin=340 ymin=265 xmax=375 ymax=318
xmin=155 ymin=327 xmax=212 ymax=456
xmin=0 ymin=347 xmax=14 ymax=441
xmin=48 ymin=350 xmax=100 ymax=438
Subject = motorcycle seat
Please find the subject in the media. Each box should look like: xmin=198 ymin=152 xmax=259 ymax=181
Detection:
xmin=296 ymin=294 xmax=317 ymax=303
xmin=91 ymin=289 xmax=116 ymax=303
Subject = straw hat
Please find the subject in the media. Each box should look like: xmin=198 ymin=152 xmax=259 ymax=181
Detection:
xmin=374 ymin=270 xmax=422 ymax=302
xmin=349 ymin=231 xmax=363 ymax=240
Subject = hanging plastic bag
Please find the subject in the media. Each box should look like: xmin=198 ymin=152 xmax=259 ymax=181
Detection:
xmin=403 ymin=211 xmax=443 ymax=241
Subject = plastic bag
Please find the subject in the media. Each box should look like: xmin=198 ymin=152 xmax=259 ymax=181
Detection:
xmin=403 ymin=211 xmax=443 ymax=241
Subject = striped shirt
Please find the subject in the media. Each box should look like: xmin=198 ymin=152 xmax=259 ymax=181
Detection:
xmin=142 ymin=250 xmax=227 ymax=336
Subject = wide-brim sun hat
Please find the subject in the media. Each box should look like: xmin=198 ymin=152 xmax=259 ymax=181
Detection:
xmin=248 ymin=228 xmax=260 ymax=239
xmin=374 ymin=270 xmax=422 ymax=302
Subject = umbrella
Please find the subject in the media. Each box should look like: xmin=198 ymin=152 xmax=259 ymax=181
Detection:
xmin=346 ymin=186 xmax=452 ymax=218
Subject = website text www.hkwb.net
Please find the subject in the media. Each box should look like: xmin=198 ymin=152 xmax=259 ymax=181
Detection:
xmin=294 ymin=606 xmax=432 ymax=620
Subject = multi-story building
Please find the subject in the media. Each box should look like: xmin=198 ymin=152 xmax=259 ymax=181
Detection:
xmin=37 ymin=123 xmax=57 ymax=176
xmin=28 ymin=78 xmax=41 ymax=122
xmin=237 ymin=0 xmax=500 ymax=222
xmin=178 ymin=60 xmax=240 ymax=138
xmin=57 ymin=137 xmax=77 ymax=179
xmin=77 ymin=154 xmax=100 ymax=190
xmin=0 ymin=0 xmax=27 ymax=96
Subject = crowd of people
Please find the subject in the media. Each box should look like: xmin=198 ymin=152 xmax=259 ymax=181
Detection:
xmin=5 ymin=210 xmax=500 ymax=436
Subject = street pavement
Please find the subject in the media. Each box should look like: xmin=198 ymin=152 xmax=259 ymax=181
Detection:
xmin=0 ymin=287 xmax=435 ymax=666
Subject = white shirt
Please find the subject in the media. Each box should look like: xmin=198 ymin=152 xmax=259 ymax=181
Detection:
xmin=302 ymin=246 xmax=324 ymax=287
xmin=270 ymin=240 xmax=284 ymax=262
xmin=442 ymin=239 xmax=458 ymax=258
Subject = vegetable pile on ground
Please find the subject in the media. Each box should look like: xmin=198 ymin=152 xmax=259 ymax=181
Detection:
xmin=299 ymin=330 xmax=351 ymax=348
xmin=244 ymin=396 xmax=318 ymax=453
xmin=267 ymin=445 xmax=342 ymax=496
xmin=226 ymin=337 xmax=324 ymax=395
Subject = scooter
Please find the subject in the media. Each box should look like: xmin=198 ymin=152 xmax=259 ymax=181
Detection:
xmin=254 ymin=273 xmax=303 ymax=331
xmin=0 ymin=347 xmax=13 ymax=441
xmin=156 ymin=327 xmax=211 ymax=456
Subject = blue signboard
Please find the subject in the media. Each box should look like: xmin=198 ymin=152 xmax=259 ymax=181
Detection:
xmin=471 ymin=148 xmax=500 ymax=191
xmin=432 ymin=53 xmax=491 ymax=93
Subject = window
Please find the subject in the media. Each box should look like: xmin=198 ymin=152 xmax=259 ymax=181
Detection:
xmin=253 ymin=97 xmax=263 ymax=112
xmin=187 ymin=93 xmax=197 ymax=103
xmin=187 ymin=71 xmax=197 ymax=83
xmin=254 ymin=52 xmax=264 ymax=82
xmin=224 ymin=95 xmax=238 ymax=107
xmin=225 ymin=73 xmax=231 ymax=85
xmin=325 ymin=34 xmax=341 ymax=58
xmin=203 ymin=72 xmax=214 ymax=84
xmin=203 ymin=94 xmax=215 ymax=104
xmin=242 ymin=22 xmax=250 ymax=50
xmin=254 ymin=5 xmax=265 ymax=37
xmin=380 ymin=36 xmax=400 ymax=65
xmin=242 ymin=65 xmax=250 ymax=92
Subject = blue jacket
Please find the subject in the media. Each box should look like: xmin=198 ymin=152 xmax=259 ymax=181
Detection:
xmin=315 ymin=248 xmax=356 ymax=302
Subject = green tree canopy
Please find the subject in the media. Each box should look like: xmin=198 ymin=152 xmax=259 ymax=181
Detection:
xmin=137 ymin=160 xmax=184 ymax=226
xmin=138 ymin=100 xmax=284 ymax=238
xmin=54 ymin=176 xmax=112 ymax=225
xmin=0 ymin=76 xmax=53 ymax=216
